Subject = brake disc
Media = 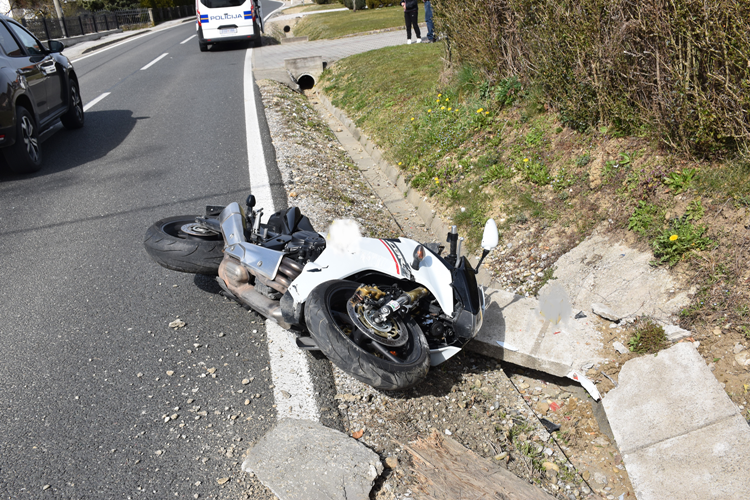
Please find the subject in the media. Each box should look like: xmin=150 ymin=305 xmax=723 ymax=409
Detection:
xmin=346 ymin=299 xmax=409 ymax=348
xmin=180 ymin=222 xmax=217 ymax=237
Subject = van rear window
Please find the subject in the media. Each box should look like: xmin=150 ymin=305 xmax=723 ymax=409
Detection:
xmin=199 ymin=0 xmax=246 ymax=7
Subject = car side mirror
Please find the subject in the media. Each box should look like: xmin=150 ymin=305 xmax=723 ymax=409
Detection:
xmin=48 ymin=40 xmax=64 ymax=53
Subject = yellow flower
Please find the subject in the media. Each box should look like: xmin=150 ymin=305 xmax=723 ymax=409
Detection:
xmin=398 ymin=162 xmax=402 ymax=165
xmin=411 ymin=117 xmax=415 ymax=121
xmin=485 ymin=111 xmax=490 ymax=115
xmin=477 ymin=108 xmax=483 ymax=113
xmin=436 ymin=99 xmax=440 ymax=103
xmin=445 ymin=98 xmax=449 ymax=102
xmin=669 ymin=234 xmax=678 ymax=241
xmin=434 ymin=177 xmax=440 ymax=184
xmin=523 ymin=158 xmax=529 ymax=162
xmin=428 ymin=109 xmax=432 ymax=113
xmin=441 ymin=106 xmax=445 ymax=110
xmin=448 ymin=107 xmax=452 ymax=111
xmin=438 ymin=93 xmax=442 ymax=97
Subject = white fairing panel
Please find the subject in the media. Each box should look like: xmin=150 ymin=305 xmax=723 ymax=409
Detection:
xmin=429 ymin=346 xmax=462 ymax=366
xmin=288 ymin=236 xmax=455 ymax=315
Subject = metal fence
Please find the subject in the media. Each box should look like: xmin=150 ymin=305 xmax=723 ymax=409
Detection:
xmin=19 ymin=6 xmax=195 ymax=41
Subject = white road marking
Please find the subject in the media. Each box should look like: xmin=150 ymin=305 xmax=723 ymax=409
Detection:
xmin=71 ymin=22 xmax=185 ymax=63
xmin=83 ymin=92 xmax=110 ymax=112
xmin=243 ymin=49 xmax=275 ymax=213
xmin=265 ymin=322 xmax=320 ymax=421
xmin=180 ymin=35 xmax=196 ymax=44
xmin=243 ymin=47 xmax=320 ymax=422
xmin=141 ymin=53 xmax=169 ymax=70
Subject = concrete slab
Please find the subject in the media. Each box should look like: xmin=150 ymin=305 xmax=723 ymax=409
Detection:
xmin=547 ymin=232 xmax=694 ymax=323
xmin=603 ymin=343 xmax=750 ymax=500
xmin=623 ymin=415 xmax=750 ymax=500
xmin=468 ymin=286 xmax=606 ymax=382
xmin=242 ymin=419 xmax=383 ymax=500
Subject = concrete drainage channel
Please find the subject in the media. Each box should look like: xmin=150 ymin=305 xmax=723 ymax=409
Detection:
xmin=285 ymin=56 xmax=324 ymax=91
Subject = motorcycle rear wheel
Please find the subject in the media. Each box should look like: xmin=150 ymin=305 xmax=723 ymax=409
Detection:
xmin=305 ymin=280 xmax=430 ymax=391
xmin=144 ymin=215 xmax=224 ymax=275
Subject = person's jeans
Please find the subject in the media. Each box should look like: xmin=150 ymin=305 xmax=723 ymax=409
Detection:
xmin=424 ymin=0 xmax=434 ymax=41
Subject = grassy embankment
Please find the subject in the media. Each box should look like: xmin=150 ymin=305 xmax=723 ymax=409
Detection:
xmin=317 ymin=40 xmax=750 ymax=360
xmin=294 ymin=5 xmax=417 ymax=40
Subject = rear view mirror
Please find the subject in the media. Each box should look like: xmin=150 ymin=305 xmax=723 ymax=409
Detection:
xmin=481 ymin=219 xmax=498 ymax=251
xmin=48 ymin=40 xmax=64 ymax=53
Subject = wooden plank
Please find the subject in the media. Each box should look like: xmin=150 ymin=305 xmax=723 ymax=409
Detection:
xmin=401 ymin=431 xmax=555 ymax=500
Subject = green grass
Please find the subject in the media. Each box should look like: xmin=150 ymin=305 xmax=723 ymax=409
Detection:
xmin=320 ymin=42 xmax=443 ymax=155
xmin=628 ymin=318 xmax=669 ymax=354
xmin=301 ymin=4 xmax=345 ymax=12
xmin=295 ymin=5 xmax=412 ymax=40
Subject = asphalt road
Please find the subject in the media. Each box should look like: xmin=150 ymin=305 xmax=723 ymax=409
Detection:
xmin=0 ymin=7 xmax=309 ymax=498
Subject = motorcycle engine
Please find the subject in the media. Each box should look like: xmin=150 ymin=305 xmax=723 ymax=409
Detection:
xmin=285 ymin=231 xmax=326 ymax=264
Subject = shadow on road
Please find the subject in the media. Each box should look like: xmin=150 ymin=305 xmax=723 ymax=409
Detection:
xmin=0 ymin=109 xmax=140 ymax=181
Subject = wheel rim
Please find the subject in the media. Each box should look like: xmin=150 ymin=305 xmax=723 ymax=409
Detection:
xmin=71 ymin=84 xmax=83 ymax=121
xmin=327 ymin=284 xmax=420 ymax=365
xmin=20 ymin=115 xmax=39 ymax=163
xmin=162 ymin=219 xmax=221 ymax=241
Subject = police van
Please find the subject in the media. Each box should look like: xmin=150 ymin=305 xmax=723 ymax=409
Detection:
xmin=196 ymin=0 xmax=263 ymax=51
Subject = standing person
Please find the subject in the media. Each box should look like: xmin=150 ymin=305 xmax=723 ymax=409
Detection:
xmin=401 ymin=0 xmax=421 ymax=44
xmin=424 ymin=0 xmax=435 ymax=42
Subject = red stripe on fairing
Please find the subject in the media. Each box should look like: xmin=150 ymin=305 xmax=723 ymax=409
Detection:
xmin=379 ymin=239 xmax=400 ymax=275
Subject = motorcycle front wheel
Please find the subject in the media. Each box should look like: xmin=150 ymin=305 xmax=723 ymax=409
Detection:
xmin=305 ymin=280 xmax=430 ymax=391
xmin=144 ymin=215 xmax=224 ymax=275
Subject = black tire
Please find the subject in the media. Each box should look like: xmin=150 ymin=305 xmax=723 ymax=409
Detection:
xmin=60 ymin=78 xmax=84 ymax=129
xmin=144 ymin=215 xmax=224 ymax=275
xmin=305 ymin=280 xmax=430 ymax=391
xmin=3 ymin=107 xmax=42 ymax=174
xmin=198 ymin=28 xmax=208 ymax=52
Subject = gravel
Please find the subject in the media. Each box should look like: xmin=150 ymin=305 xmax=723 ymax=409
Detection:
xmin=257 ymin=79 xmax=631 ymax=500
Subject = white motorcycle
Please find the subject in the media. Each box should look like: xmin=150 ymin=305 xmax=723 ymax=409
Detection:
xmin=144 ymin=195 xmax=498 ymax=390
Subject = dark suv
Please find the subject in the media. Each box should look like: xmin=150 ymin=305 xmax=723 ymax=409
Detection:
xmin=0 ymin=15 xmax=83 ymax=174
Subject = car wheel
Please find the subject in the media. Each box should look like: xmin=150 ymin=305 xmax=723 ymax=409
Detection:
xmin=3 ymin=107 xmax=42 ymax=174
xmin=60 ymin=78 xmax=84 ymax=130
xmin=198 ymin=28 xmax=208 ymax=52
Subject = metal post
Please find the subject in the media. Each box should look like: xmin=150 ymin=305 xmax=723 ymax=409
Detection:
xmin=78 ymin=16 xmax=85 ymax=35
xmin=114 ymin=12 xmax=120 ymax=29
xmin=41 ymin=17 xmax=51 ymax=41
xmin=61 ymin=16 xmax=68 ymax=38
xmin=92 ymin=15 xmax=98 ymax=33
xmin=104 ymin=14 xmax=109 ymax=31
xmin=52 ymin=0 xmax=67 ymax=37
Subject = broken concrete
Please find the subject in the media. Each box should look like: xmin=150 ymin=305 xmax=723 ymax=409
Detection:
xmin=602 ymin=343 xmax=750 ymax=500
xmin=242 ymin=419 xmax=383 ymax=500
xmin=470 ymin=287 xmax=607 ymax=381
xmin=547 ymin=233 xmax=694 ymax=323
xmin=663 ymin=324 xmax=692 ymax=342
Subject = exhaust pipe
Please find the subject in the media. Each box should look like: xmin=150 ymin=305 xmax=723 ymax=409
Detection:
xmin=218 ymin=257 xmax=292 ymax=329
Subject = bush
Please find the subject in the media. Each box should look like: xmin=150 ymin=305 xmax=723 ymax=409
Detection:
xmin=366 ymin=0 xmax=396 ymax=7
xmin=431 ymin=0 xmax=750 ymax=157
xmin=340 ymin=0 xmax=366 ymax=9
